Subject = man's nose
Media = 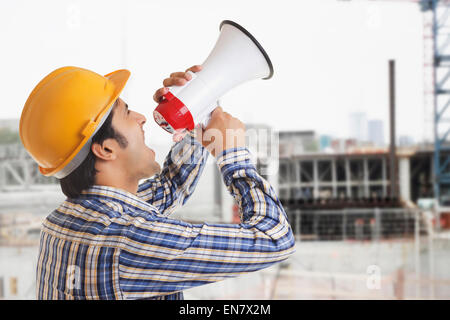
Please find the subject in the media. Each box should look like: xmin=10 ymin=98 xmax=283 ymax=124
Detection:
xmin=133 ymin=111 xmax=146 ymax=126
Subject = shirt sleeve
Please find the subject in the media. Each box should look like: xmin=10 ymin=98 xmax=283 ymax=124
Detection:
xmin=136 ymin=130 xmax=209 ymax=217
xmin=116 ymin=147 xmax=295 ymax=298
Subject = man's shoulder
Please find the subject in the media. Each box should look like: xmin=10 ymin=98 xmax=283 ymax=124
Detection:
xmin=72 ymin=196 xmax=128 ymax=218
xmin=36 ymin=198 xmax=136 ymax=251
xmin=55 ymin=195 xmax=159 ymax=224
xmin=46 ymin=197 xmax=122 ymax=227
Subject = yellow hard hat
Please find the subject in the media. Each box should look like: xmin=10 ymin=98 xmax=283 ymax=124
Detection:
xmin=19 ymin=66 xmax=130 ymax=178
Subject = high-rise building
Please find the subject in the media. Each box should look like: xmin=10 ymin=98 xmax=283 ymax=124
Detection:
xmin=399 ymin=135 xmax=415 ymax=147
xmin=279 ymin=131 xmax=318 ymax=156
xmin=319 ymin=135 xmax=332 ymax=152
xmin=349 ymin=112 xmax=368 ymax=142
xmin=368 ymin=119 xmax=385 ymax=147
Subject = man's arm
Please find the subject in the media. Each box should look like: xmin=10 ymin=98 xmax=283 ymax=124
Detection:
xmin=113 ymin=108 xmax=294 ymax=298
xmin=137 ymin=65 xmax=206 ymax=216
xmin=136 ymin=130 xmax=209 ymax=216
xmin=113 ymin=147 xmax=295 ymax=299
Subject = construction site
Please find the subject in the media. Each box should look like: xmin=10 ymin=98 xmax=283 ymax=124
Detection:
xmin=1 ymin=0 xmax=450 ymax=300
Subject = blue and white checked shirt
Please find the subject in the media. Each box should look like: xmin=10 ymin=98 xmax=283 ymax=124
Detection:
xmin=36 ymin=133 xmax=295 ymax=300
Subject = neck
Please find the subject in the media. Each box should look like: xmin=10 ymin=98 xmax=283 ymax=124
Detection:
xmin=94 ymin=163 xmax=139 ymax=195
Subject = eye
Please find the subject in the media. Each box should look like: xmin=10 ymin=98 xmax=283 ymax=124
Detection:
xmin=127 ymin=110 xmax=130 ymax=116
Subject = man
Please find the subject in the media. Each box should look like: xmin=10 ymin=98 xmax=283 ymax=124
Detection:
xmin=20 ymin=65 xmax=295 ymax=300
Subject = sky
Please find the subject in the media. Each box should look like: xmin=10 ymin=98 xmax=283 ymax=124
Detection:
xmin=0 ymin=0 xmax=425 ymax=162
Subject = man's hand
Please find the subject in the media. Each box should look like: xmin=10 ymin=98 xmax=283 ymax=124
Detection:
xmin=152 ymin=65 xmax=246 ymax=154
xmin=200 ymin=107 xmax=246 ymax=157
xmin=153 ymin=65 xmax=202 ymax=103
xmin=153 ymin=65 xmax=203 ymax=143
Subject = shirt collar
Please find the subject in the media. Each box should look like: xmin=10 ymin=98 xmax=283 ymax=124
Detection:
xmin=81 ymin=185 xmax=159 ymax=213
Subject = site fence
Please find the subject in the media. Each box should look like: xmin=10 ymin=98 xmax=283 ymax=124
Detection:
xmin=286 ymin=208 xmax=423 ymax=241
xmin=268 ymin=207 xmax=450 ymax=300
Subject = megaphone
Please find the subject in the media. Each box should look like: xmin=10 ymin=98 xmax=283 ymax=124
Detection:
xmin=153 ymin=20 xmax=274 ymax=135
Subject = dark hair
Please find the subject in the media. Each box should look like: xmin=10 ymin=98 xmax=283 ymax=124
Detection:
xmin=59 ymin=102 xmax=128 ymax=199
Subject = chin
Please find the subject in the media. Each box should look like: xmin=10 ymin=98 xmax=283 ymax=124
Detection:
xmin=150 ymin=161 xmax=161 ymax=176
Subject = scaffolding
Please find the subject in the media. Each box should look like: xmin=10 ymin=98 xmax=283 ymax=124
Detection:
xmin=432 ymin=1 xmax=450 ymax=204
xmin=279 ymin=153 xmax=393 ymax=201
xmin=0 ymin=144 xmax=57 ymax=190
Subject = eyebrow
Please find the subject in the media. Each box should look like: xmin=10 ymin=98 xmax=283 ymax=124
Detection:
xmin=124 ymin=103 xmax=129 ymax=116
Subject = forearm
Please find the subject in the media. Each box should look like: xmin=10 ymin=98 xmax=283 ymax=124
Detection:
xmin=118 ymin=149 xmax=294 ymax=297
xmin=217 ymin=147 xmax=294 ymax=244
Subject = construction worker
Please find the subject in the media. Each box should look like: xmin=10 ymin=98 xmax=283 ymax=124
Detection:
xmin=20 ymin=65 xmax=295 ymax=300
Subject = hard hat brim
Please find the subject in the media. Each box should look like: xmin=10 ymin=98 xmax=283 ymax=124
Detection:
xmin=38 ymin=69 xmax=131 ymax=178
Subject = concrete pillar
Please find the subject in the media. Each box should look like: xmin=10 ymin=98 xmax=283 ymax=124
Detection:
xmin=399 ymin=157 xmax=411 ymax=202
xmin=298 ymin=161 xmax=302 ymax=192
xmin=332 ymin=159 xmax=337 ymax=198
xmin=313 ymin=159 xmax=319 ymax=198
xmin=345 ymin=158 xmax=351 ymax=197
xmin=364 ymin=158 xmax=369 ymax=198
xmin=382 ymin=157 xmax=387 ymax=197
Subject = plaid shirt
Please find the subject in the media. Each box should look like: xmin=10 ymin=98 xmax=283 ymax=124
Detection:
xmin=36 ymin=133 xmax=295 ymax=300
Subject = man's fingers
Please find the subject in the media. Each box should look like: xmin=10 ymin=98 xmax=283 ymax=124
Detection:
xmin=186 ymin=65 xmax=202 ymax=73
xmin=211 ymin=106 xmax=223 ymax=118
xmin=153 ymin=87 xmax=169 ymax=103
xmin=163 ymin=77 xmax=187 ymax=87
xmin=169 ymin=72 xmax=192 ymax=80
xmin=155 ymin=65 xmax=202 ymax=103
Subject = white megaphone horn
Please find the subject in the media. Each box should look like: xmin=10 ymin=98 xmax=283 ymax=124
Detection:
xmin=153 ymin=20 xmax=274 ymax=135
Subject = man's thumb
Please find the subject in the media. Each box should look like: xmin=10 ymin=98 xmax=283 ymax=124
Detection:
xmin=211 ymin=106 xmax=223 ymax=118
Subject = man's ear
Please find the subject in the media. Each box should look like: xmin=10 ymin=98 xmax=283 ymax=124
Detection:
xmin=91 ymin=139 xmax=118 ymax=161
